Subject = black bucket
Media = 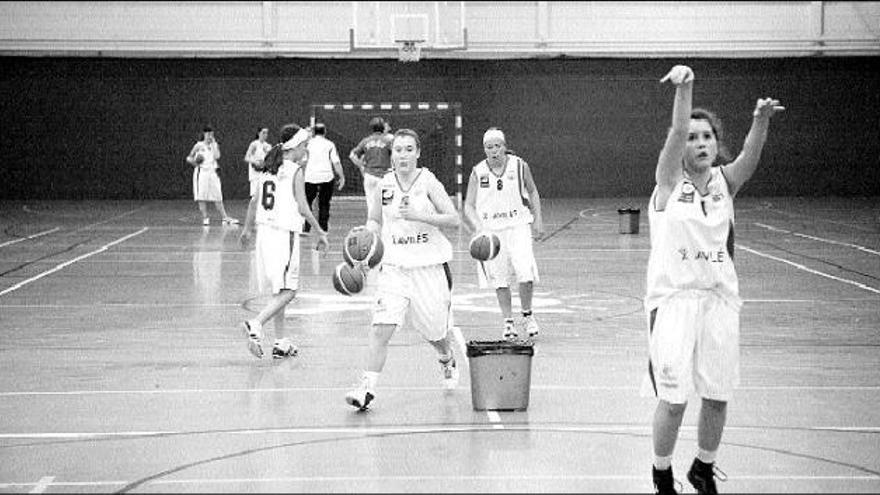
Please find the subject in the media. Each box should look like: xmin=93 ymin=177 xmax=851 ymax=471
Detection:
xmin=617 ymin=208 xmax=640 ymax=234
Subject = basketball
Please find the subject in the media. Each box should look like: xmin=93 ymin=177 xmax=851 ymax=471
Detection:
xmin=343 ymin=226 xmax=384 ymax=268
xmin=332 ymin=262 xmax=365 ymax=295
xmin=195 ymin=154 xmax=204 ymax=165
xmin=469 ymin=232 xmax=501 ymax=261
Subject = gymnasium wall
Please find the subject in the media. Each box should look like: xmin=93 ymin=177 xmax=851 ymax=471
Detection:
xmin=0 ymin=55 xmax=878 ymax=199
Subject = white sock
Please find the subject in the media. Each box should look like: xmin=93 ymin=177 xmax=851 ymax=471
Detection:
xmin=363 ymin=371 xmax=380 ymax=389
xmin=697 ymin=448 xmax=717 ymax=464
xmin=654 ymin=454 xmax=673 ymax=471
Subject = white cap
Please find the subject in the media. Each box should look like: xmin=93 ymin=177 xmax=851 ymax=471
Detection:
xmin=482 ymin=128 xmax=506 ymax=145
xmin=282 ymin=128 xmax=310 ymax=150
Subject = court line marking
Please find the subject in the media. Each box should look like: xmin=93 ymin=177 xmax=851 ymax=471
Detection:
xmin=486 ymin=411 xmax=504 ymax=429
xmin=27 ymin=476 xmax=54 ymax=494
xmin=0 ymin=228 xmax=149 ymax=297
xmin=1 ymin=474 xmax=879 ymax=489
xmin=737 ymin=243 xmax=880 ymax=295
xmin=754 ymin=222 xmax=880 ymax=256
xmin=1 ymin=474 xmax=879 ymax=490
xmin=2 ymin=384 xmax=879 ymax=397
xmin=2 ymin=424 xmax=879 ymax=441
xmin=0 ymin=228 xmax=60 ymax=248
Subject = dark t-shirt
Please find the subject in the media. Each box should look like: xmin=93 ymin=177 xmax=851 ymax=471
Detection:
xmin=352 ymin=132 xmax=393 ymax=177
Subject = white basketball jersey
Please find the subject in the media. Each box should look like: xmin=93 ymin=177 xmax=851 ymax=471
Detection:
xmin=645 ymin=167 xmax=740 ymax=310
xmin=473 ymin=155 xmax=534 ymax=230
xmin=255 ymin=160 xmax=304 ymax=233
xmin=247 ymin=139 xmax=272 ymax=182
xmin=379 ymin=169 xmax=453 ymax=268
xmin=196 ymin=141 xmax=219 ymax=170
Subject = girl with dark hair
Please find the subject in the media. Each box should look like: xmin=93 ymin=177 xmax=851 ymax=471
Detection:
xmin=645 ymin=65 xmax=784 ymax=495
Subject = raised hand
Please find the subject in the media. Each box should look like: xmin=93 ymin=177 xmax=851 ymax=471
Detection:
xmin=752 ymin=97 xmax=785 ymax=119
xmin=660 ymin=65 xmax=694 ymax=86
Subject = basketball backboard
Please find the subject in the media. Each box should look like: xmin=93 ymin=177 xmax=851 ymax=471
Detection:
xmin=351 ymin=1 xmax=466 ymax=51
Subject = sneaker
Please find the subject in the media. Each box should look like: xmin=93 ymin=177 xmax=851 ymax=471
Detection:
xmin=272 ymin=338 xmax=298 ymax=359
xmin=440 ymin=356 xmax=459 ymax=390
xmin=524 ymin=314 xmax=540 ymax=338
xmin=687 ymin=458 xmax=725 ymax=495
xmin=652 ymin=466 xmax=679 ymax=495
xmin=242 ymin=320 xmax=263 ymax=359
xmin=222 ymin=217 xmax=240 ymax=225
xmin=502 ymin=319 xmax=517 ymax=340
xmin=345 ymin=381 xmax=375 ymax=411
xmin=202 ymin=217 xmax=210 ymax=226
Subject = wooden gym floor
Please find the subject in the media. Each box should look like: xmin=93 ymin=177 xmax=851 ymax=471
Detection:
xmin=0 ymin=196 xmax=878 ymax=493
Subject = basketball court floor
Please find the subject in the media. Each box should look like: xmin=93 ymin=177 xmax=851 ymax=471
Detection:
xmin=0 ymin=196 xmax=878 ymax=493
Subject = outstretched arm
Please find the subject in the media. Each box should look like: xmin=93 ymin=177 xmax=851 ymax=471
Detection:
xmin=722 ymin=98 xmax=785 ymax=196
xmin=462 ymin=170 xmax=480 ymax=233
xmin=521 ymin=161 xmax=544 ymax=240
xmin=654 ymin=65 xmax=694 ymax=210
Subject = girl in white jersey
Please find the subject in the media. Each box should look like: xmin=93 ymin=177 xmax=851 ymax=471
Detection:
xmin=464 ymin=128 xmax=545 ymax=340
xmin=244 ymin=127 xmax=272 ymax=199
xmin=238 ymin=124 xmax=329 ymax=360
xmin=186 ymin=125 xmax=239 ymax=226
xmin=646 ymin=65 xmax=784 ymax=495
xmin=345 ymin=129 xmax=463 ymax=411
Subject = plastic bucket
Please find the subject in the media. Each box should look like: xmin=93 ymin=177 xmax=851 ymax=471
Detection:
xmin=466 ymin=340 xmax=534 ymax=411
xmin=617 ymin=208 xmax=640 ymax=234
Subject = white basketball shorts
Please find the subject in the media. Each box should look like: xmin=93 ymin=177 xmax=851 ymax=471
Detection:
xmin=481 ymin=223 xmax=539 ymax=289
xmin=371 ymin=263 xmax=453 ymax=342
xmin=255 ymin=225 xmax=300 ymax=294
xmin=642 ymin=289 xmax=740 ymax=404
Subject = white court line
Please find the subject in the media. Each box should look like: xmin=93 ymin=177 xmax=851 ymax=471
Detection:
xmin=3 ymin=384 xmax=879 ymax=397
xmin=2 ymin=424 xmax=879 ymax=440
xmin=486 ymin=411 xmax=504 ymax=429
xmin=737 ymin=243 xmax=880 ymax=295
xmin=0 ymin=228 xmax=149 ymax=297
xmin=0 ymin=228 xmax=60 ymax=248
xmin=28 ymin=476 xmax=54 ymax=494
xmin=1 ymin=474 xmax=878 ymax=490
xmin=754 ymin=222 xmax=880 ymax=256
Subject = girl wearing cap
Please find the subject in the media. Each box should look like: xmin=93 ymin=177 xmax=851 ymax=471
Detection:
xmin=464 ymin=127 xmax=545 ymax=340
xmin=645 ymin=65 xmax=784 ymax=494
xmin=186 ymin=126 xmax=239 ymax=226
xmin=344 ymin=128 xmax=463 ymax=411
xmin=238 ymin=124 xmax=329 ymax=360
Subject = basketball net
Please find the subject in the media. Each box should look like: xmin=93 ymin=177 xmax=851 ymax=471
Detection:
xmin=398 ymin=41 xmax=421 ymax=62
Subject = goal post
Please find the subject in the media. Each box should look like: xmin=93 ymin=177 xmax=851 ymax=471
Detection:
xmin=310 ymin=102 xmax=464 ymax=209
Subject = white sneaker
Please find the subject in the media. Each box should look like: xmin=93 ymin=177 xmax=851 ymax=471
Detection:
xmin=202 ymin=217 xmax=210 ymax=226
xmin=242 ymin=320 xmax=263 ymax=359
xmin=524 ymin=315 xmax=540 ymax=338
xmin=272 ymin=338 xmax=298 ymax=359
xmin=345 ymin=380 xmax=375 ymax=411
xmin=222 ymin=217 xmax=240 ymax=225
xmin=503 ymin=319 xmax=517 ymax=340
xmin=440 ymin=356 xmax=459 ymax=390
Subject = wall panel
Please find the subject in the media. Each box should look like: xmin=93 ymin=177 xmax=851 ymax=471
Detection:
xmin=0 ymin=56 xmax=877 ymax=199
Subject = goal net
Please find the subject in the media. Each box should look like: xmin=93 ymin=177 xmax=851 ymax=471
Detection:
xmin=310 ymin=102 xmax=463 ymax=203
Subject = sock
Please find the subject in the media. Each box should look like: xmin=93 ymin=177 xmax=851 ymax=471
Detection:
xmin=522 ymin=310 xmax=533 ymax=318
xmin=363 ymin=371 xmax=380 ymax=389
xmin=696 ymin=448 xmax=717 ymax=464
xmin=654 ymin=454 xmax=673 ymax=471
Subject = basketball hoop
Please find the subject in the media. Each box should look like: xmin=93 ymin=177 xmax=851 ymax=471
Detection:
xmin=397 ymin=40 xmax=422 ymax=62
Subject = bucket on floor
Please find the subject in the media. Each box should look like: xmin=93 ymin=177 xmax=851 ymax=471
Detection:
xmin=466 ymin=340 xmax=534 ymax=411
xmin=617 ymin=208 xmax=640 ymax=234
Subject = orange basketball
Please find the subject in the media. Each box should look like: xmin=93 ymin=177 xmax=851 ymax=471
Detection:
xmin=343 ymin=226 xmax=384 ymax=268
xmin=469 ymin=232 xmax=501 ymax=261
xmin=332 ymin=262 xmax=365 ymax=295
